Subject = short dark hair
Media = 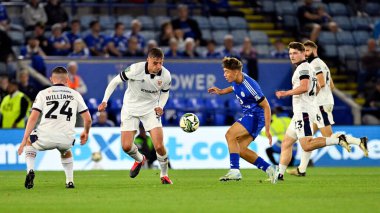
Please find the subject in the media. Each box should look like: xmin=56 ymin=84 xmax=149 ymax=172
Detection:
xmin=303 ymin=40 xmax=318 ymax=49
xmin=71 ymin=19 xmax=80 ymax=25
xmin=288 ymin=42 xmax=305 ymax=52
xmin=89 ymin=20 xmax=99 ymax=28
xmin=222 ymin=57 xmax=242 ymax=70
xmin=114 ymin=22 xmax=124 ymax=29
xmin=148 ymin=47 xmax=164 ymax=58
xmin=52 ymin=66 xmax=68 ymax=75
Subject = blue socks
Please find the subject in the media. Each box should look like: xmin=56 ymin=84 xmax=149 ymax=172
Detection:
xmin=230 ymin=153 xmax=240 ymax=169
xmin=253 ymin=157 xmax=270 ymax=172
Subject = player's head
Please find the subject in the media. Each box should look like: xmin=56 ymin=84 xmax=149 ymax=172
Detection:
xmin=303 ymin=40 xmax=318 ymax=59
xmin=288 ymin=42 xmax=305 ymax=64
xmin=50 ymin=66 xmax=69 ymax=85
xmin=222 ymin=57 xmax=243 ymax=83
xmin=147 ymin=47 xmax=164 ymax=74
xmin=7 ymin=79 xmax=19 ymax=94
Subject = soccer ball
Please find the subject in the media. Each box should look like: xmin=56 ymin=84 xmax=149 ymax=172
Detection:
xmin=91 ymin=151 xmax=102 ymax=162
xmin=179 ymin=113 xmax=200 ymax=133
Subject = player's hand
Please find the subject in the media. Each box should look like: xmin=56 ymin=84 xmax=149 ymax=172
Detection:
xmin=18 ymin=141 xmax=26 ymax=155
xmin=98 ymin=102 xmax=107 ymax=112
xmin=208 ymin=87 xmax=221 ymax=95
xmin=265 ymin=130 xmax=273 ymax=146
xmin=154 ymin=107 xmax=164 ymax=117
xmin=80 ymin=132 xmax=88 ymax=145
xmin=275 ymin=91 xmax=287 ymax=99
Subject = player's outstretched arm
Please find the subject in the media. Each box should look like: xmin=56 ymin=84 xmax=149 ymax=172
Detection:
xmin=98 ymin=75 xmax=123 ymax=111
xmin=208 ymin=86 xmax=233 ymax=95
xmin=80 ymin=110 xmax=92 ymax=145
xmin=258 ymin=97 xmax=272 ymax=146
xmin=18 ymin=110 xmax=41 ymax=155
xmin=276 ymin=79 xmax=309 ymax=98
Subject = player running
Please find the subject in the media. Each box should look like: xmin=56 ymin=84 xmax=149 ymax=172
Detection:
xmin=98 ymin=48 xmax=173 ymax=184
xmin=287 ymin=40 xmax=368 ymax=177
xmin=275 ymin=42 xmax=367 ymax=181
xmin=208 ymin=57 xmax=278 ymax=184
xmin=17 ymin=66 xmax=92 ymax=189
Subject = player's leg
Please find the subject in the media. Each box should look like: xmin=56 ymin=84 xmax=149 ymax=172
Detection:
xmin=24 ymin=138 xmax=36 ymax=189
xmin=142 ymin=111 xmax=172 ymax=184
xmin=278 ymin=134 xmax=297 ymax=180
xmin=60 ymin=149 xmax=74 ymax=188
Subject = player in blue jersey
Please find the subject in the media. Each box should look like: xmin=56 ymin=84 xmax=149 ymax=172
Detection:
xmin=208 ymin=57 xmax=278 ymax=183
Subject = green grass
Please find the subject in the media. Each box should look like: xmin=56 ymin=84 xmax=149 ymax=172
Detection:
xmin=1 ymin=168 xmax=379 ymax=213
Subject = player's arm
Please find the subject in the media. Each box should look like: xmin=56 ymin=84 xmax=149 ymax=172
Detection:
xmin=17 ymin=109 xmax=41 ymax=155
xmin=258 ymin=97 xmax=272 ymax=145
xmin=98 ymin=74 xmax=124 ymax=111
xmin=316 ymin=72 xmax=325 ymax=88
xmin=208 ymin=86 xmax=233 ymax=95
xmin=155 ymin=75 xmax=172 ymax=117
xmin=80 ymin=110 xmax=92 ymax=145
xmin=13 ymin=96 xmax=29 ymax=127
xmin=276 ymin=78 xmax=309 ymax=98
xmin=330 ymin=77 xmax=335 ymax=90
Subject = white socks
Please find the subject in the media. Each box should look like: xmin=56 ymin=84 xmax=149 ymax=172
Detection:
xmin=157 ymin=153 xmax=169 ymax=177
xmin=25 ymin=146 xmax=36 ymax=173
xmin=298 ymin=150 xmax=312 ymax=173
xmin=127 ymin=144 xmax=143 ymax=162
xmin=279 ymin=164 xmax=287 ymax=175
xmin=326 ymin=137 xmax=339 ymax=146
xmin=345 ymin=135 xmax=361 ymax=145
xmin=61 ymin=157 xmax=74 ymax=183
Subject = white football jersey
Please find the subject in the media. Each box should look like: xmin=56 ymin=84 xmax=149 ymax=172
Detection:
xmin=119 ymin=62 xmax=171 ymax=116
xmin=32 ymin=85 xmax=88 ymax=144
xmin=309 ymin=57 xmax=334 ymax=105
xmin=291 ymin=60 xmax=317 ymax=113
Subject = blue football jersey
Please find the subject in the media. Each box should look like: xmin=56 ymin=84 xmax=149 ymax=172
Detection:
xmin=231 ymin=73 xmax=265 ymax=115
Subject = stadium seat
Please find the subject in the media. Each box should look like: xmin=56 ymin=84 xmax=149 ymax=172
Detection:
xmin=364 ymin=2 xmax=380 ymax=16
xmin=117 ymin=15 xmax=133 ymax=29
xmin=275 ymin=1 xmax=297 ymax=16
xmin=209 ymin=16 xmax=229 ymax=30
xmin=338 ymin=45 xmax=358 ymax=60
xmin=336 ymin=31 xmax=355 ymax=45
xmin=9 ymin=31 xmax=24 ymax=45
xmin=352 ymin=31 xmax=370 ymax=45
xmin=262 ymin=1 xmax=275 ymax=13
xmin=109 ymin=99 xmax=123 ymax=113
xmin=140 ymin=31 xmax=156 ymax=42
xmin=99 ymin=16 xmax=116 ymax=30
xmin=322 ymin=44 xmax=338 ymax=58
xmin=212 ymin=30 xmax=229 ymax=45
xmin=333 ymin=16 xmax=352 ymax=31
xmin=231 ymin=30 xmax=248 ymax=45
xmin=255 ymin=45 xmax=270 ymax=58
xmin=283 ymin=15 xmax=299 ymax=30
xmin=86 ymin=98 xmax=100 ymax=114
xmin=10 ymin=16 xmax=24 ymax=27
xmin=205 ymin=98 xmax=226 ymax=125
xmin=201 ymin=29 xmax=212 ymax=41
xmin=193 ymin=16 xmax=211 ymax=29
xmin=350 ymin=17 xmax=371 ymax=30
xmin=249 ymin=30 xmax=269 ymax=45
xmin=155 ymin=16 xmax=170 ymax=29
xmin=328 ymin=3 xmax=349 ymax=16
xmin=80 ymin=15 xmax=98 ymax=29
xmin=227 ymin=17 xmax=248 ymax=30
xmin=136 ymin=16 xmax=155 ymax=30
xmin=317 ymin=32 xmax=336 ymax=45
xmin=356 ymin=44 xmax=367 ymax=57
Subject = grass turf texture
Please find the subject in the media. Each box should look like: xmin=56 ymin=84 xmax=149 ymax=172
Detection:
xmin=1 ymin=168 xmax=379 ymax=213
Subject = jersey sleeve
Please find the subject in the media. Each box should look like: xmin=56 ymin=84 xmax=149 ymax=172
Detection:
xmin=162 ymin=71 xmax=171 ymax=92
xmin=119 ymin=64 xmax=138 ymax=82
xmin=298 ymin=65 xmax=310 ymax=80
xmin=31 ymin=92 xmax=44 ymax=113
xmin=76 ymin=92 xmax=88 ymax=114
xmin=312 ymin=62 xmax=323 ymax=75
xmin=248 ymin=79 xmax=265 ymax=103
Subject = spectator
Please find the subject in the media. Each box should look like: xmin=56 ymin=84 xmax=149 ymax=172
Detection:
xmin=316 ymin=5 xmax=339 ymax=32
xmin=362 ymin=79 xmax=380 ymax=125
xmin=126 ymin=19 xmax=145 ymax=51
xmin=124 ymin=36 xmax=145 ymax=57
xmin=165 ymin=38 xmax=184 ymax=58
xmin=0 ymin=74 xmax=9 ymax=103
xmin=45 ymin=0 xmax=69 ymax=29
xmin=271 ymin=39 xmax=288 ymax=59
xmin=48 ymin=23 xmax=71 ymax=56
xmin=22 ymin=0 xmax=47 ymax=30
xmin=20 ymin=36 xmax=47 ymax=59
xmin=205 ymin=0 xmax=245 ymax=17
xmin=92 ymin=111 xmax=115 ymax=127
xmin=68 ymin=39 xmax=90 ymax=58
xmin=204 ymin=39 xmax=222 ymax=58
xmin=32 ymin=22 xmax=50 ymax=54
xmin=145 ymin=39 xmax=158 ymax=55
xmin=0 ymin=2 xmax=9 ymax=24
xmin=0 ymin=79 xmax=31 ymax=128
xmin=67 ymin=61 xmax=87 ymax=95
xmin=0 ymin=22 xmax=14 ymax=65
xmin=106 ymin=22 xmax=128 ymax=57
xmin=240 ymin=37 xmax=258 ymax=79
xmin=183 ymin=37 xmax=199 ymax=58
xmin=171 ymin=4 xmax=202 ymax=45
xmin=84 ymin=20 xmax=107 ymax=56
xmin=64 ymin=19 xmax=82 ymax=49
xmin=359 ymin=38 xmax=380 ymax=91
xmin=220 ymin=34 xmax=239 ymax=58
xmin=159 ymin=21 xmax=175 ymax=46
xmin=18 ymin=70 xmax=38 ymax=101
xmin=134 ymin=124 xmax=156 ymax=168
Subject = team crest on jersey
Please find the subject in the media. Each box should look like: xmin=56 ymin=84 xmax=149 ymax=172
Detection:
xmin=240 ymin=91 xmax=245 ymax=97
xmin=157 ymin=80 xmax=162 ymax=86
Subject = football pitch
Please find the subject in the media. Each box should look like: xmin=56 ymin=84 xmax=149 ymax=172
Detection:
xmin=1 ymin=168 xmax=379 ymax=213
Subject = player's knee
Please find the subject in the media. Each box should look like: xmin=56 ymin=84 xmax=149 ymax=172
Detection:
xmin=313 ymin=24 xmax=321 ymax=31
xmin=225 ymin=131 xmax=235 ymax=142
xmin=122 ymin=143 xmax=133 ymax=152
xmin=155 ymin=143 xmax=165 ymax=154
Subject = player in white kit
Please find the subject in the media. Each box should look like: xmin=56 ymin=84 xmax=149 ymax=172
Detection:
xmin=287 ymin=41 xmax=369 ymax=177
xmin=275 ymin=42 xmax=357 ymax=181
xmin=17 ymin=66 xmax=92 ymax=189
xmin=98 ymin=48 xmax=173 ymax=184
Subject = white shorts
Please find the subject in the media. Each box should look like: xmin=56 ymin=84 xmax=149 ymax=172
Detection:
xmin=30 ymin=130 xmax=74 ymax=153
xmin=120 ymin=110 xmax=162 ymax=131
xmin=314 ymin=104 xmax=335 ymax=128
xmin=286 ymin=111 xmax=314 ymax=139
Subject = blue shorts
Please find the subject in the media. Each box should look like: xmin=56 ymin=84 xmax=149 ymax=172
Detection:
xmin=237 ymin=114 xmax=265 ymax=139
